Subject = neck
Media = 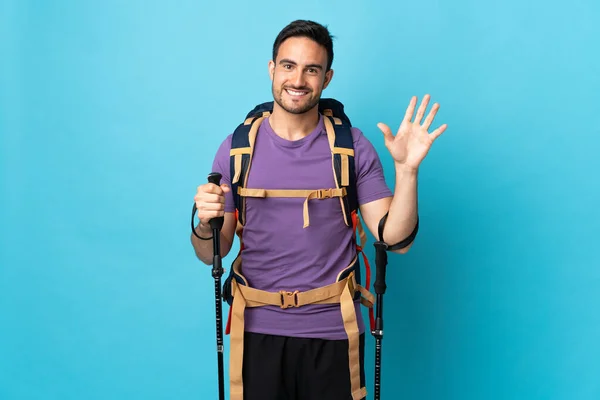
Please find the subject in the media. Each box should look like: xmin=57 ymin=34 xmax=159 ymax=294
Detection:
xmin=268 ymin=103 xmax=320 ymax=141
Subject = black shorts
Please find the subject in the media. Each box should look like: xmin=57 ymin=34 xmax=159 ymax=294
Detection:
xmin=241 ymin=331 xmax=366 ymax=400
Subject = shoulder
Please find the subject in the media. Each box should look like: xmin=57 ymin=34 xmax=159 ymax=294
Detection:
xmin=347 ymin=126 xmax=392 ymax=203
xmin=214 ymin=134 xmax=233 ymax=160
xmin=350 ymin=126 xmax=366 ymax=144
xmin=211 ymin=134 xmax=233 ymax=179
xmin=348 ymin=126 xmax=382 ymax=165
xmin=218 ymin=133 xmax=234 ymax=150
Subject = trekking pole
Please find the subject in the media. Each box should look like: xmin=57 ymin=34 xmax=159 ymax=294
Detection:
xmin=208 ymin=172 xmax=226 ymax=400
xmin=191 ymin=172 xmax=226 ymax=400
xmin=372 ymin=241 xmax=388 ymax=400
xmin=371 ymin=213 xmax=417 ymax=400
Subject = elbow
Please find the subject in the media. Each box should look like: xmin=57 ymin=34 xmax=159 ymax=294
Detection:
xmin=383 ymin=218 xmax=418 ymax=255
xmin=198 ymin=254 xmax=213 ymax=265
xmin=190 ymin=235 xmax=213 ymax=265
xmin=392 ymin=240 xmax=414 ymax=254
xmin=193 ymin=248 xmax=213 ymax=265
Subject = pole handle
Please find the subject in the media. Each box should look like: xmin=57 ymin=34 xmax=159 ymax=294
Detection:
xmin=373 ymin=242 xmax=388 ymax=295
xmin=207 ymin=172 xmax=224 ymax=232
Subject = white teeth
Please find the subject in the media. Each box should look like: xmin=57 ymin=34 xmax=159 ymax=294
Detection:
xmin=286 ymin=89 xmax=307 ymax=96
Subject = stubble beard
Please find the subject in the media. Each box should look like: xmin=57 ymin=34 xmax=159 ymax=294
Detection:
xmin=272 ymin=84 xmax=321 ymax=115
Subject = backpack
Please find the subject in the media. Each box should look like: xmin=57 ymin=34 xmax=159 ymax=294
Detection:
xmin=221 ymin=98 xmax=375 ymax=400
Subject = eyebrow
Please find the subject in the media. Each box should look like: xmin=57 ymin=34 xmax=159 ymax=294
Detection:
xmin=279 ymin=58 xmax=323 ymax=70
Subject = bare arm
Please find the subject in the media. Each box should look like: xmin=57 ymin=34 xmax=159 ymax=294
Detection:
xmin=360 ymin=94 xmax=447 ymax=253
xmin=359 ymin=164 xmax=418 ymax=254
xmin=190 ymin=212 xmax=237 ymax=264
xmin=190 ymin=182 xmax=237 ymax=264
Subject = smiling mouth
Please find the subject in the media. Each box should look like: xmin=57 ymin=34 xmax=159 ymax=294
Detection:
xmin=285 ymin=88 xmax=310 ymax=97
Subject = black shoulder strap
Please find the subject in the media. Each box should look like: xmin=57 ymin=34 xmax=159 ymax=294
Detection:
xmin=320 ymin=98 xmax=358 ymax=226
xmin=230 ymin=103 xmax=273 ymax=225
xmin=319 ymin=98 xmax=352 ymax=125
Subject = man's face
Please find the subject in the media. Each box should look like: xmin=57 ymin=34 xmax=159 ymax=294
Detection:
xmin=269 ymin=36 xmax=333 ymax=115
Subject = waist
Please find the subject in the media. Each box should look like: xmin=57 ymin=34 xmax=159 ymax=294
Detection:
xmin=242 ymin=301 xmax=366 ymax=340
xmin=239 ymin=250 xmax=358 ymax=292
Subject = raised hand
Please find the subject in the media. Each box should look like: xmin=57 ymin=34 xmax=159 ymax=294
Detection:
xmin=377 ymin=94 xmax=447 ymax=171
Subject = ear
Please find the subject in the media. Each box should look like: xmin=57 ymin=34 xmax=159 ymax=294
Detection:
xmin=268 ymin=60 xmax=275 ymax=81
xmin=322 ymin=69 xmax=334 ymax=90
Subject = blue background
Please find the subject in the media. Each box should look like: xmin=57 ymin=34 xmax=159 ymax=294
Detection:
xmin=1 ymin=0 xmax=599 ymax=399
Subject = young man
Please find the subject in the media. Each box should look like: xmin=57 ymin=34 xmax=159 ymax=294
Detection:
xmin=191 ymin=20 xmax=447 ymax=400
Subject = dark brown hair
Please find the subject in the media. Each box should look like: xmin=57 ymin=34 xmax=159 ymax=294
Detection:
xmin=272 ymin=20 xmax=335 ymax=71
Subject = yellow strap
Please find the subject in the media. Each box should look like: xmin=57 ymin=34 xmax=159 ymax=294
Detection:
xmin=238 ymin=187 xmax=345 ymax=199
xmin=333 ymin=147 xmax=354 ymax=156
xmin=232 ymin=154 xmax=242 ymax=184
xmin=227 ymin=234 xmax=249 ymax=400
xmin=358 ymin=285 xmax=375 ymax=307
xmin=230 ymin=147 xmax=251 ymax=185
xmin=244 ymin=112 xmax=271 ymax=126
xmin=230 ymin=147 xmax=252 ymax=156
xmin=232 ymin=269 xmax=374 ymax=310
xmin=229 ymin=281 xmax=247 ymax=400
xmin=341 ymin=154 xmax=349 ymax=186
xmin=237 ymin=187 xmax=347 ymax=228
xmin=235 ymin=116 xmax=265 ymax=224
xmin=227 ymin=272 xmax=372 ymax=400
xmin=324 ymin=116 xmax=336 ymax=153
xmin=248 ymin=117 xmax=262 ymax=149
xmin=233 ymin=114 xmax=354 ymax=228
xmin=323 ymin=117 xmax=354 ymax=155
xmin=340 ymin=278 xmax=368 ymax=400
xmin=302 ymin=189 xmax=344 ymax=228
xmin=323 ymin=116 xmax=356 ymax=227
xmin=230 ymin=113 xmax=264 ymax=187
xmin=235 ymin=276 xmax=352 ymax=308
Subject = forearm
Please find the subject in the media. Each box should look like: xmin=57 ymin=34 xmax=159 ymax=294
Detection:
xmin=383 ymin=163 xmax=419 ymax=246
xmin=190 ymin=223 xmax=233 ymax=265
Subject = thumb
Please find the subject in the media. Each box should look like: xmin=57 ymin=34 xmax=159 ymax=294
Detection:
xmin=221 ymin=183 xmax=231 ymax=193
xmin=377 ymin=122 xmax=394 ymax=143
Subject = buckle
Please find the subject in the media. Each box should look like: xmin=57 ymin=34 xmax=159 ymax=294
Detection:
xmin=279 ymin=290 xmax=299 ymax=309
xmin=317 ymin=189 xmax=332 ymax=199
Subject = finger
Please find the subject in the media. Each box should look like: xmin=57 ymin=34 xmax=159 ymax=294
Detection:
xmin=199 ymin=211 xmax=225 ymax=225
xmin=196 ymin=201 xmax=225 ymax=212
xmin=202 ymin=183 xmax=223 ymax=195
xmin=402 ymin=96 xmax=417 ymax=124
xmin=422 ymin=103 xmax=440 ymax=131
xmin=414 ymin=94 xmax=430 ymax=125
xmin=199 ymin=192 xmax=226 ymax=204
xmin=430 ymin=124 xmax=448 ymax=141
xmin=221 ymin=183 xmax=231 ymax=193
xmin=195 ymin=192 xmax=225 ymax=207
xmin=377 ymin=122 xmax=394 ymax=143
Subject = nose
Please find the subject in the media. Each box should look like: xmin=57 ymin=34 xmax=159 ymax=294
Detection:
xmin=291 ymin=69 xmax=306 ymax=88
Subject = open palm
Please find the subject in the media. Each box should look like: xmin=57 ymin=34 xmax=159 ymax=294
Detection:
xmin=377 ymin=94 xmax=447 ymax=171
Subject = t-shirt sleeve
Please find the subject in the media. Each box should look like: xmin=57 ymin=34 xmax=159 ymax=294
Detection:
xmin=211 ymin=134 xmax=236 ymax=213
xmin=352 ymin=127 xmax=393 ymax=205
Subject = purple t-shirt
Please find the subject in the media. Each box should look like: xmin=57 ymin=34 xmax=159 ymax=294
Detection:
xmin=211 ymin=114 xmax=392 ymax=340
